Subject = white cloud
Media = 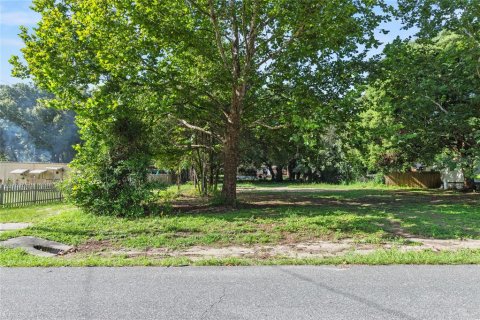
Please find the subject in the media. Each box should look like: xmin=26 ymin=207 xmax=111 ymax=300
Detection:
xmin=0 ymin=11 xmax=40 ymax=26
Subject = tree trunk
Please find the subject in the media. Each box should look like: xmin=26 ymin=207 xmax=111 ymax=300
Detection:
xmin=222 ymin=111 xmax=240 ymax=204
xmin=221 ymin=1 xmax=247 ymax=204
xmin=288 ymin=159 xmax=296 ymax=181
xmin=208 ymin=134 xmax=215 ymax=193
xmin=275 ymin=165 xmax=284 ymax=182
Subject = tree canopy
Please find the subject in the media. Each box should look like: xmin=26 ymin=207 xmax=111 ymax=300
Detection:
xmin=355 ymin=32 xmax=480 ymax=182
xmin=10 ymin=0 xmax=479 ymax=215
xmin=12 ymin=0 xmax=387 ymax=213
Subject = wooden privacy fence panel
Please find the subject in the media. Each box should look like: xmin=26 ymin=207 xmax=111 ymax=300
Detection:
xmin=0 ymin=184 xmax=63 ymax=207
xmin=385 ymin=172 xmax=442 ymax=188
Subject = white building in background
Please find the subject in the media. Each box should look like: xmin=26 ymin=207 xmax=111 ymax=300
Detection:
xmin=440 ymin=169 xmax=464 ymax=189
xmin=0 ymin=162 xmax=68 ymax=184
xmin=440 ymin=168 xmax=480 ymax=190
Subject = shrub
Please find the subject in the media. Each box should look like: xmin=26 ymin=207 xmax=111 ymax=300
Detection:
xmin=63 ymin=114 xmax=153 ymax=217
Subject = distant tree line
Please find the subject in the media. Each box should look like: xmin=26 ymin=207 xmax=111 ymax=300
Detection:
xmin=0 ymin=84 xmax=80 ymax=163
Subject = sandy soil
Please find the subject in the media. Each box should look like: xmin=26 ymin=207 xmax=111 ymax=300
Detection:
xmin=91 ymin=238 xmax=480 ymax=260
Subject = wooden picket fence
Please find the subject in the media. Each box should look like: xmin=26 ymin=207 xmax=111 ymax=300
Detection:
xmin=0 ymin=184 xmax=63 ymax=208
xmin=384 ymin=172 xmax=442 ymax=188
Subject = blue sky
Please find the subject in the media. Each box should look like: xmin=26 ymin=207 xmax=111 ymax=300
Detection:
xmin=0 ymin=0 xmax=40 ymax=84
xmin=0 ymin=0 xmax=416 ymax=85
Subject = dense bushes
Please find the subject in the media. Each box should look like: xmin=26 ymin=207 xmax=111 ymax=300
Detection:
xmin=64 ymin=115 xmax=153 ymax=217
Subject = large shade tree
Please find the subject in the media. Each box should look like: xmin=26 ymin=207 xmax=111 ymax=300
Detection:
xmin=12 ymin=0 xmax=386 ymax=209
xmin=357 ymin=32 xmax=480 ymax=184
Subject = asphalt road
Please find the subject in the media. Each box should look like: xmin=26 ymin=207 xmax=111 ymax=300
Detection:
xmin=1 ymin=266 xmax=479 ymax=320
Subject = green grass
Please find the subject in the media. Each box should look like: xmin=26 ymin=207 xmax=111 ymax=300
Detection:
xmin=0 ymin=183 xmax=479 ymax=266
xmin=0 ymin=203 xmax=69 ymax=223
xmin=1 ymin=205 xmax=391 ymax=248
xmin=2 ymin=247 xmax=480 ymax=267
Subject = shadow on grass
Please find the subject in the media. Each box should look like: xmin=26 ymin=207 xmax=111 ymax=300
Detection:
xmin=169 ymin=188 xmax=480 ymax=240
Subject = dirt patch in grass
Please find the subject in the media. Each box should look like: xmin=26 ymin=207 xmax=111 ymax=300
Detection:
xmin=74 ymin=239 xmax=116 ymax=253
xmin=79 ymin=238 xmax=480 ymax=260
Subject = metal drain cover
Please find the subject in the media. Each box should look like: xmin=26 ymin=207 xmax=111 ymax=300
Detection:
xmin=0 ymin=236 xmax=73 ymax=257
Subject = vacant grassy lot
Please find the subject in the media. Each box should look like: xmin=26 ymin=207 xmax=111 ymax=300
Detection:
xmin=1 ymin=184 xmax=479 ymax=266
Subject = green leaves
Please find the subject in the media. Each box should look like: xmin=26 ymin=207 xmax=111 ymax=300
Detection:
xmin=12 ymin=0 xmax=388 ymax=208
xmin=359 ymin=31 xmax=480 ymax=176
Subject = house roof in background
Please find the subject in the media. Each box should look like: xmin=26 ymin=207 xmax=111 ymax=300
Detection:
xmin=46 ymin=167 xmax=63 ymax=171
xmin=10 ymin=169 xmax=29 ymax=174
xmin=29 ymin=169 xmax=47 ymax=174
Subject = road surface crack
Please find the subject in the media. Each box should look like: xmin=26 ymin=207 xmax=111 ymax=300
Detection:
xmin=200 ymin=287 xmax=226 ymax=319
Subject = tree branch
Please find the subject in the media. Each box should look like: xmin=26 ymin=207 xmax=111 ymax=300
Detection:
xmin=168 ymin=115 xmax=224 ymax=141
xmin=244 ymin=0 xmax=260 ymax=74
xmin=250 ymin=120 xmax=288 ymax=130
xmin=208 ymin=0 xmax=230 ymax=70
xmin=425 ymin=95 xmax=448 ymax=114
xmin=230 ymin=0 xmax=241 ymax=83
xmin=170 ymin=115 xmax=212 ymax=135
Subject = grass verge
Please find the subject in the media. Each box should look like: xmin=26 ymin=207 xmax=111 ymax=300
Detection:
xmin=2 ymin=247 xmax=480 ymax=267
